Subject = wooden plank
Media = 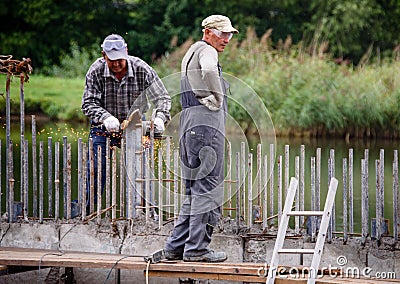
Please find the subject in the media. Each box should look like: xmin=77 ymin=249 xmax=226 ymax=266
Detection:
xmin=0 ymin=247 xmax=398 ymax=283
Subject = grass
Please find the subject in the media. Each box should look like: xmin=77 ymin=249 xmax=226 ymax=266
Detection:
xmin=0 ymin=74 xmax=86 ymax=121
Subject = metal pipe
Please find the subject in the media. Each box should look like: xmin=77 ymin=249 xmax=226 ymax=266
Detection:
xmin=39 ymin=141 xmax=44 ymax=223
xmin=112 ymin=146 xmax=117 ymax=220
xmin=105 ymin=139 xmax=110 ymax=218
xmin=32 ymin=115 xmax=37 ymax=218
xmin=97 ymin=145 xmax=102 ymax=223
xmin=262 ymin=154 xmax=268 ymax=230
xmin=247 ymin=153 xmax=253 ymax=227
xmin=343 ymin=158 xmax=348 ymax=244
xmin=23 ymin=139 xmax=28 ymax=222
xmin=48 ymin=137 xmax=53 ymax=217
xmin=300 ymin=145 xmax=305 ymax=227
xmin=54 ymin=142 xmax=60 ymax=220
xmin=269 ymin=143 xmax=274 ymax=227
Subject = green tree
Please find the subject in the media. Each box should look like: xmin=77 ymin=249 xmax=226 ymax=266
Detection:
xmin=303 ymin=0 xmax=399 ymax=63
xmin=0 ymin=0 xmax=131 ymax=70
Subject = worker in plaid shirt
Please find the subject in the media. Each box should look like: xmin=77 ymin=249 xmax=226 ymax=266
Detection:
xmin=81 ymin=33 xmax=171 ymax=215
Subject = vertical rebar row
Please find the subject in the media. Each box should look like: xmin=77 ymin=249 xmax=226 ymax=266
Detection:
xmin=48 ymin=137 xmax=53 ymax=217
xmin=6 ymin=119 xmax=400 ymax=239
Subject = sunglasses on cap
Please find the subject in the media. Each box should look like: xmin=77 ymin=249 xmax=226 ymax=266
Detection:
xmin=101 ymin=40 xmax=127 ymax=51
xmin=210 ymin=29 xmax=233 ymax=40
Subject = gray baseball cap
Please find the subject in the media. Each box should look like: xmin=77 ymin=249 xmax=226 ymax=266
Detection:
xmin=101 ymin=34 xmax=128 ymax=60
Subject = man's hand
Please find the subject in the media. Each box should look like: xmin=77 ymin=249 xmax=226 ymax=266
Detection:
xmin=154 ymin=117 xmax=165 ymax=133
xmin=103 ymin=116 xmax=120 ymax=132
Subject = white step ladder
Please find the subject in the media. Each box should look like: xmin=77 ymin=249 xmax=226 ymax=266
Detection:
xmin=266 ymin=177 xmax=339 ymax=284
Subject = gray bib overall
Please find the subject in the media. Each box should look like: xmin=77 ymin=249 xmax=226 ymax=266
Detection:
xmin=165 ymin=41 xmax=229 ymax=256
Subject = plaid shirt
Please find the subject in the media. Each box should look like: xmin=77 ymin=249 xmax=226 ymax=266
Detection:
xmin=82 ymin=56 xmax=171 ymax=124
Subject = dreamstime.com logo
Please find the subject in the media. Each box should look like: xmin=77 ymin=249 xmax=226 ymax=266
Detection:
xmin=257 ymin=256 xmax=396 ymax=280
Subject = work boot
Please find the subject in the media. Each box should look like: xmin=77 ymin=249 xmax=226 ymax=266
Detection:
xmin=164 ymin=250 xmax=183 ymax=260
xmin=183 ymin=250 xmax=227 ymax=263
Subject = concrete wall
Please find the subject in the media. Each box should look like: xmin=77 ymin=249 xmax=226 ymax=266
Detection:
xmin=0 ymin=219 xmax=399 ymax=283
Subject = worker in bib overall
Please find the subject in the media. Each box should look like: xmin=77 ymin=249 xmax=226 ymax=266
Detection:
xmin=164 ymin=15 xmax=238 ymax=262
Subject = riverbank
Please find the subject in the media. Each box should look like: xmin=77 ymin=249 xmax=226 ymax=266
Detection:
xmin=2 ymin=35 xmax=400 ymax=140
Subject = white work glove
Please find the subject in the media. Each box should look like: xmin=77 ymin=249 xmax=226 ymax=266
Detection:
xmin=154 ymin=117 xmax=165 ymax=133
xmin=199 ymin=95 xmax=221 ymax=111
xmin=103 ymin=116 xmax=120 ymax=132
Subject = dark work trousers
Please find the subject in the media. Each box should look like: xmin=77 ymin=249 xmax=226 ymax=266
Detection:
xmin=165 ymin=71 xmax=228 ymax=257
xmin=86 ymin=126 xmax=122 ymax=210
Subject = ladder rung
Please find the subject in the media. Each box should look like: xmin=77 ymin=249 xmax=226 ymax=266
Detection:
xmin=287 ymin=210 xmax=324 ymax=216
xmin=279 ymin=248 xmax=315 ymax=254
